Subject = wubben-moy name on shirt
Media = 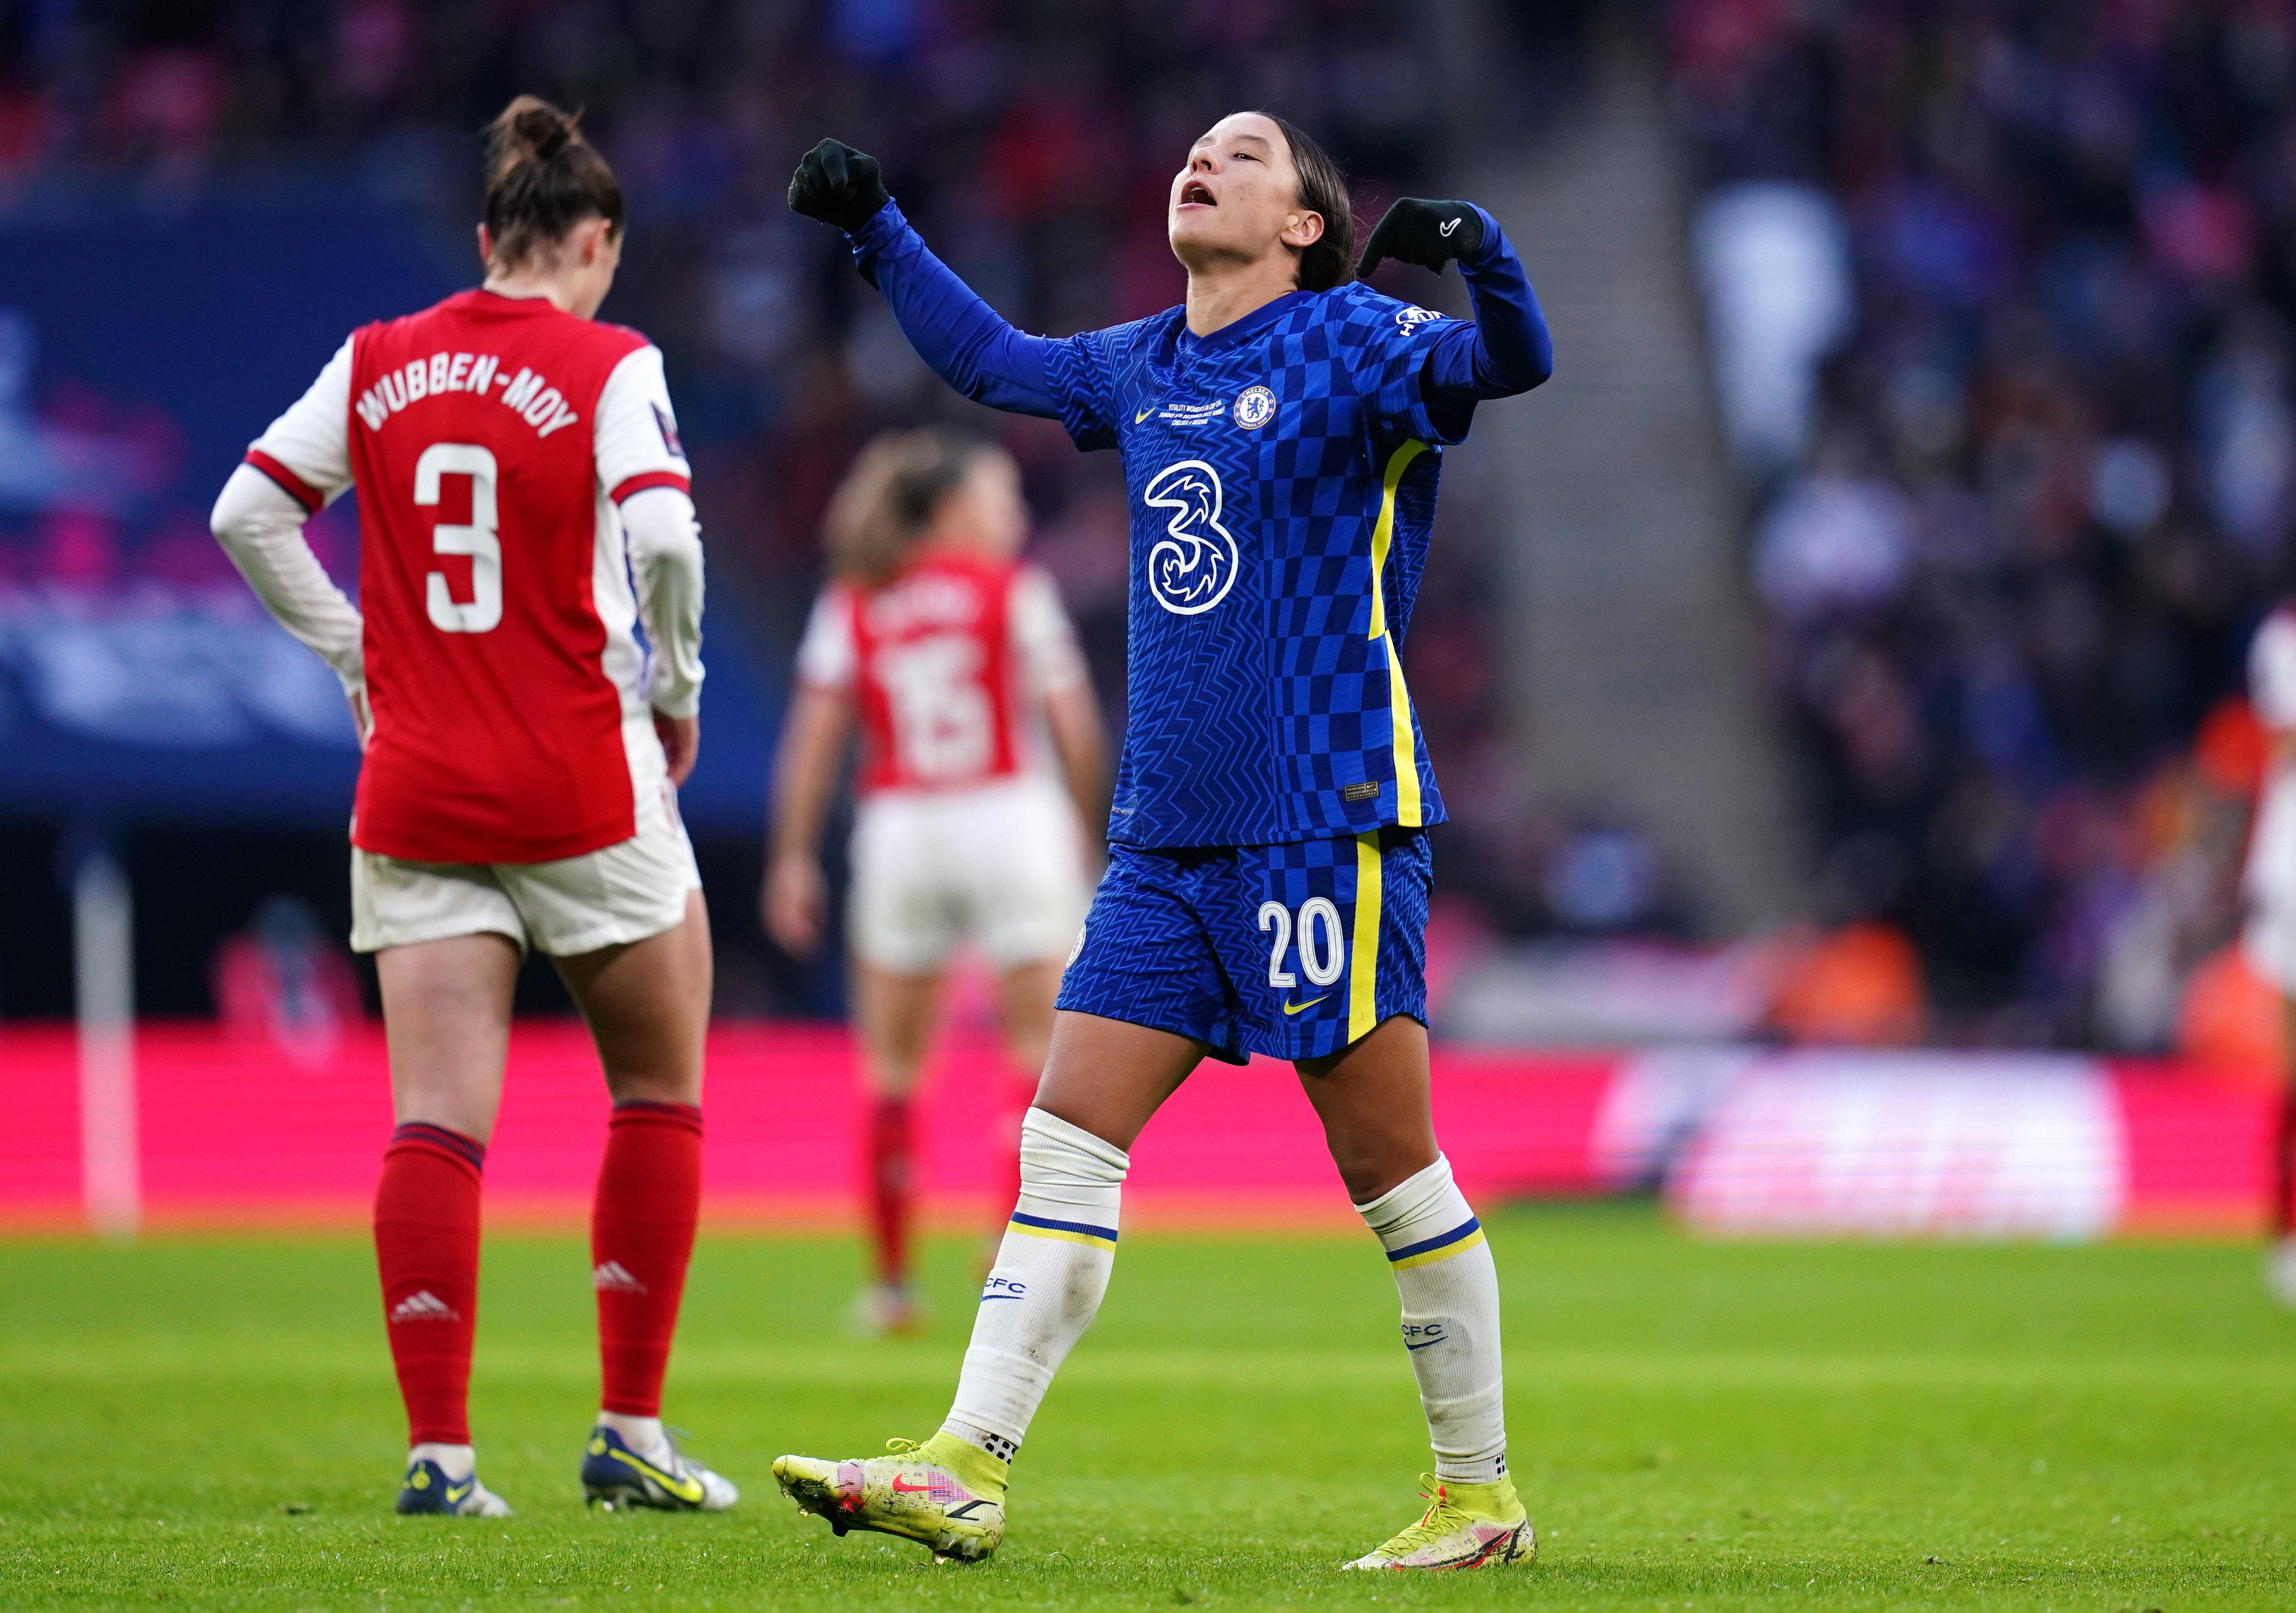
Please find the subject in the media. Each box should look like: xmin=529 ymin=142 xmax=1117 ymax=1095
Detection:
xmin=354 ymin=353 xmax=581 ymax=439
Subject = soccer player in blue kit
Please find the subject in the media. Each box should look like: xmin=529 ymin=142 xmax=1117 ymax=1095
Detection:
xmin=772 ymin=112 xmax=1553 ymax=1571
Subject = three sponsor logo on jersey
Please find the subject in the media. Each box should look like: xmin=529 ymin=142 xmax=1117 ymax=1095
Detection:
xmin=1130 ymin=386 xmax=1279 ymax=616
xmin=1142 ymin=460 xmax=1239 ymax=616
xmin=353 ymin=351 xmax=583 ymax=440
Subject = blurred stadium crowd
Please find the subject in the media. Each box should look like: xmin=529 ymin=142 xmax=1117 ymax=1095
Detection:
xmin=1675 ymin=0 xmax=2296 ymax=1050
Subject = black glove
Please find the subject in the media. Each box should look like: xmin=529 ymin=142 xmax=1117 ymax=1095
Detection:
xmin=1357 ymin=198 xmax=1484 ymax=278
xmin=787 ymin=137 xmax=891 ymax=233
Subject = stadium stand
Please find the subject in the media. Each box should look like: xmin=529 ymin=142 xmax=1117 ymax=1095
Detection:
xmin=1671 ymin=0 xmax=2296 ymax=1045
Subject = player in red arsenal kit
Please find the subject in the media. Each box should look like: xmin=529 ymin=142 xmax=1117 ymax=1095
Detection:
xmin=210 ymin=98 xmax=733 ymax=1517
xmin=764 ymin=429 xmax=1106 ymax=1334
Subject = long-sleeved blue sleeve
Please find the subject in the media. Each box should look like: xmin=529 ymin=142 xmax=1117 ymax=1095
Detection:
xmin=846 ymin=200 xmax=1061 ymax=418
xmin=1423 ymin=206 xmax=1553 ymax=400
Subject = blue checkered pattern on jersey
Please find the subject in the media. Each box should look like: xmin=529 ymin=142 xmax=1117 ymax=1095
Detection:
xmin=1041 ymin=282 xmax=1475 ymax=850
xmin=1056 ymin=827 xmax=1434 ymax=1063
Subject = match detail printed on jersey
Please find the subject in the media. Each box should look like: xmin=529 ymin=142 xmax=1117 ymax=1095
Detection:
xmin=1039 ymin=281 xmax=1474 ymax=850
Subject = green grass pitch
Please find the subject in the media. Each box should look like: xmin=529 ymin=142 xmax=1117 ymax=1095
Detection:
xmin=0 ymin=1203 xmax=2290 ymax=1610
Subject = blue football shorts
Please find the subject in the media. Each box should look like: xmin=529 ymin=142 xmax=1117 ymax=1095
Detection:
xmin=1055 ymin=827 xmax=1431 ymax=1064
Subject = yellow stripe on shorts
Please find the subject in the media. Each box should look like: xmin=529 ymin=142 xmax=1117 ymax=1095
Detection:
xmin=1348 ymin=830 xmax=1383 ymax=1044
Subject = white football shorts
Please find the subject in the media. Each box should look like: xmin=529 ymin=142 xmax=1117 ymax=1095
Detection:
xmin=350 ymin=778 xmax=701 ymax=957
xmin=848 ymin=774 xmax=1090 ymax=975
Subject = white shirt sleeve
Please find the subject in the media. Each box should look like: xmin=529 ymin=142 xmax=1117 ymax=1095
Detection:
xmin=2254 ymin=608 xmax=2296 ymax=732
xmin=246 ymin=337 xmax=355 ymax=510
xmin=623 ymin=486 xmax=706 ymax=719
xmin=595 ymin=345 xmax=692 ymax=503
xmin=1010 ymin=564 xmax=1087 ymax=698
xmin=795 ymin=585 xmax=857 ymax=692
xmin=210 ymin=463 xmax=365 ymax=693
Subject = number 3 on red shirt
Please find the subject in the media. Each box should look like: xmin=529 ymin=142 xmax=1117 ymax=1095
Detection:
xmin=415 ymin=441 xmax=502 ymax=634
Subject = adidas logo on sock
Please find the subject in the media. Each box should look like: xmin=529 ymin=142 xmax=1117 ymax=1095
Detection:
xmin=592 ymin=1261 xmax=649 ymax=1295
xmin=389 ymin=1290 xmax=459 ymax=1323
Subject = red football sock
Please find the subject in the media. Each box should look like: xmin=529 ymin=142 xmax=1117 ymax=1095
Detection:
xmin=867 ymin=1095 xmax=914 ymax=1285
xmin=374 ymin=1122 xmax=485 ymax=1447
xmin=592 ymin=1100 xmax=703 ymax=1419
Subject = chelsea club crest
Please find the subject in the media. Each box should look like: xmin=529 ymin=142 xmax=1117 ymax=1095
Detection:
xmin=1232 ymin=385 xmax=1276 ymax=429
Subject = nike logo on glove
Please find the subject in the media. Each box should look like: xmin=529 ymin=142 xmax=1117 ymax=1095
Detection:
xmin=1439 ymin=217 xmax=1461 ymax=236
xmin=1283 ymin=996 xmax=1328 ymax=1015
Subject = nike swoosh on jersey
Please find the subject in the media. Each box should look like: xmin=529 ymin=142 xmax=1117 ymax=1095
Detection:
xmin=1283 ymin=996 xmax=1329 ymax=1015
xmin=1135 ymin=407 xmax=1152 ymax=423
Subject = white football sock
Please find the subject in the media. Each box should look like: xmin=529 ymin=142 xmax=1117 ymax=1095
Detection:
xmin=941 ymin=1107 xmax=1129 ymax=1461
xmin=596 ymin=1411 xmax=667 ymax=1459
xmin=409 ymin=1441 xmax=475 ymax=1481
xmin=1355 ymin=1154 xmax=1508 ymax=1485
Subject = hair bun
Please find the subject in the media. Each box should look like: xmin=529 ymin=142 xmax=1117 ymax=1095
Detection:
xmin=503 ymin=96 xmax=575 ymax=162
xmin=481 ymin=94 xmax=622 ymax=273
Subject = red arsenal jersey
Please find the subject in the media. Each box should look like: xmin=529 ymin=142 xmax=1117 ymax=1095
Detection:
xmin=244 ymin=290 xmax=692 ymax=863
xmin=797 ymin=552 xmax=1086 ymax=795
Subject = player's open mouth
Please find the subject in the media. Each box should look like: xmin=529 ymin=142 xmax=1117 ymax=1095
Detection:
xmin=1179 ymin=180 xmax=1215 ymax=207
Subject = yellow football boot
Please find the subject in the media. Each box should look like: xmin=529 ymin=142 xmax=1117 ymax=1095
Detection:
xmin=772 ymin=1434 xmax=1006 ymax=1561
xmin=1341 ymin=1473 xmax=1536 ymax=1571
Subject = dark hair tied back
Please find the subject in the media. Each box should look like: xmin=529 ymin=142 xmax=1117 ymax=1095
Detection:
xmin=1263 ymin=113 xmax=1356 ymax=293
xmin=520 ymin=105 xmax=571 ymax=161
xmin=483 ymin=95 xmax=624 ymax=272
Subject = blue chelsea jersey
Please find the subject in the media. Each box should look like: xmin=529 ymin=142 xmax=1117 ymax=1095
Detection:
xmin=1042 ymin=282 xmax=1474 ymax=850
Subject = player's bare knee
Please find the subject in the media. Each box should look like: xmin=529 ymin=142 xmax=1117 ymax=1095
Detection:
xmin=600 ymin=1061 xmax=701 ymax=1106
xmin=1321 ymin=1125 xmax=1438 ymax=1205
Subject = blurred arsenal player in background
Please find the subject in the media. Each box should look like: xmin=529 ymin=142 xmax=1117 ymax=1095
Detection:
xmin=765 ymin=428 xmax=1106 ymax=1335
